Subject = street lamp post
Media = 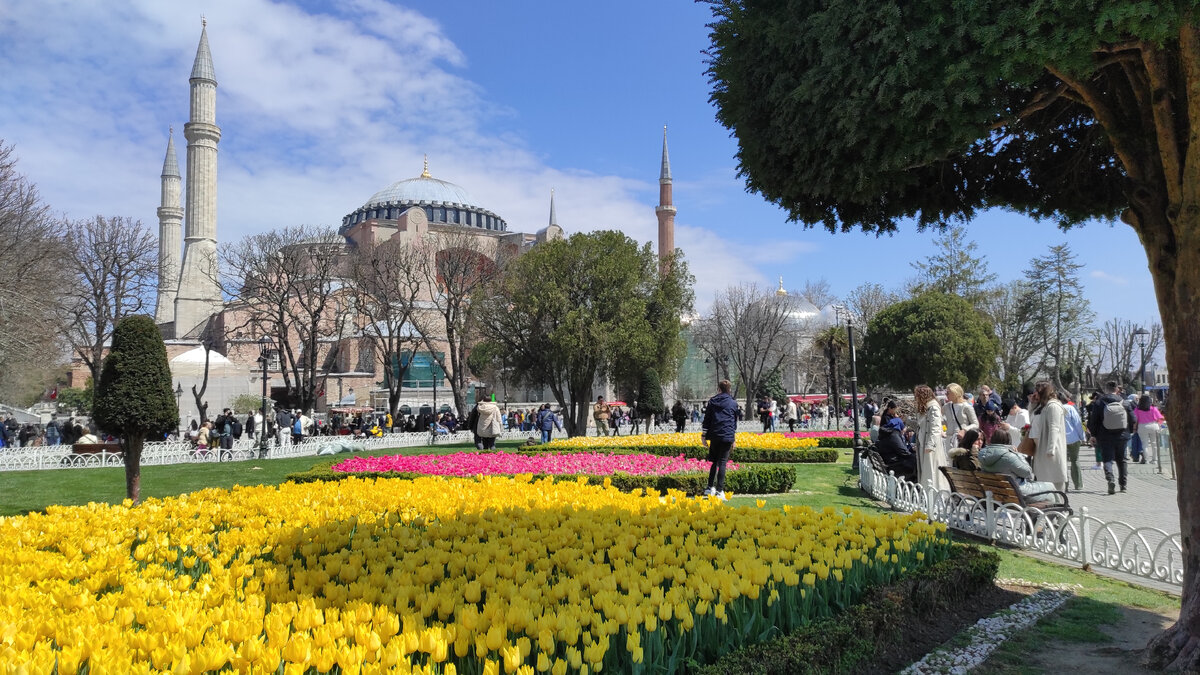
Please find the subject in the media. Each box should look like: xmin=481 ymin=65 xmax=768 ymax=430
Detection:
xmin=174 ymin=383 xmax=183 ymax=437
xmin=258 ymin=336 xmax=272 ymax=459
xmin=1132 ymin=327 xmax=1150 ymax=394
xmin=846 ymin=315 xmax=862 ymax=468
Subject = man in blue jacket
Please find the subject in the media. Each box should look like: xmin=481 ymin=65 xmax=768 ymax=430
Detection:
xmin=701 ymin=379 xmax=739 ymax=500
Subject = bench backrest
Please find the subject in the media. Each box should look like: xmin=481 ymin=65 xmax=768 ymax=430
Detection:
xmin=940 ymin=467 xmax=1021 ymax=504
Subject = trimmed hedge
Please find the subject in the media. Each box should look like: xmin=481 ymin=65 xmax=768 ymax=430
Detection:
xmin=286 ymin=460 xmax=797 ymax=495
xmin=522 ymin=445 xmax=838 ymax=463
xmin=696 ymin=544 xmax=1000 ymax=675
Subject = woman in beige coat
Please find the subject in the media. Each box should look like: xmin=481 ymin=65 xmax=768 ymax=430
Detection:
xmin=914 ymin=384 xmax=948 ymax=491
xmin=1027 ymin=381 xmax=1069 ymax=491
xmin=942 ymin=383 xmax=979 ymax=450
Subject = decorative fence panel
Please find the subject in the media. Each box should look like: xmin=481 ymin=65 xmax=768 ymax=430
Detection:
xmin=859 ymin=459 xmax=1184 ymax=586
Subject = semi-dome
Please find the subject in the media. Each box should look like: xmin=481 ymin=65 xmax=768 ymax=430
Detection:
xmin=341 ymin=157 xmax=508 ymax=233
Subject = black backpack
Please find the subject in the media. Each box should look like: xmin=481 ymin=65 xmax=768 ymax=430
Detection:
xmin=231 ymin=419 xmax=243 ymax=437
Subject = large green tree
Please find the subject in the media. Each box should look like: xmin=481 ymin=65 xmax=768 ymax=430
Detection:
xmin=861 ymin=293 xmax=998 ymax=390
xmin=474 ymin=231 xmax=693 ymax=436
xmin=93 ymin=315 xmax=178 ymax=503
xmin=706 ymin=1 xmax=1200 ymax=664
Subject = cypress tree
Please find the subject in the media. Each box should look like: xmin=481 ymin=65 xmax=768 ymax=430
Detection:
xmin=94 ymin=315 xmax=178 ymax=503
xmin=637 ymin=368 xmax=664 ymax=418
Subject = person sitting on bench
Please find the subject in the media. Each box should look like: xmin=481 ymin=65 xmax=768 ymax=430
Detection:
xmin=875 ymin=400 xmax=918 ymax=482
xmin=977 ymin=428 xmax=1065 ymax=505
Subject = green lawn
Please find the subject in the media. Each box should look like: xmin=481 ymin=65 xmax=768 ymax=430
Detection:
xmin=0 ymin=440 xmax=525 ymax=517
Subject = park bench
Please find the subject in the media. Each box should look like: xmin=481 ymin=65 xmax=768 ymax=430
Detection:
xmin=939 ymin=466 xmax=1071 ymax=516
xmin=865 ymin=447 xmax=889 ymax=474
xmin=72 ymin=442 xmax=122 ymax=455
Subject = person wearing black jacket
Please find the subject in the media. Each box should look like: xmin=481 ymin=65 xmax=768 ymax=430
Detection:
xmin=1087 ymin=380 xmax=1133 ymax=494
xmin=874 ymin=401 xmax=918 ymax=482
xmin=701 ymin=380 xmax=739 ymax=500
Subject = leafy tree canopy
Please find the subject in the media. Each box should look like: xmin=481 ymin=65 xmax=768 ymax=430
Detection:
xmin=705 ymin=0 xmax=1190 ymax=231
xmin=861 ymin=293 xmax=999 ymax=390
xmin=475 ymin=231 xmax=693 ymax=435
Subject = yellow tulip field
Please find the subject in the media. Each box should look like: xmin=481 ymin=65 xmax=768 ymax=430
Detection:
xmin=0 ymin=475 xmax=948 ymax=674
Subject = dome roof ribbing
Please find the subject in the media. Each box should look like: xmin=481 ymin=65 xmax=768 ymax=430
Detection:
xmin=363 ymin=176 xmax=476 ymax=209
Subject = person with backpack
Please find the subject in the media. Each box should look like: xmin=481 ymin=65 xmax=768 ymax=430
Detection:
xmin=1087 ymin=380 xmax=1134 ymax=494
xmin=231 ymin=414 xmax=244 ymax=441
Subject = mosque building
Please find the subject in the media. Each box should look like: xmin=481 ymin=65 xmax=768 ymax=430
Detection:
xmin=123 ymin=24 xmax=678 ymax=419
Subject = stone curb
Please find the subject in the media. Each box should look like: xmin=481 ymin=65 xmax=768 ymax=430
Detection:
xmin=899 ymin=585 xmax=1073 ymax=674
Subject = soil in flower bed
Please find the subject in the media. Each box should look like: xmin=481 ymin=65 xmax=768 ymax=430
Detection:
xmin=863 ymin=584 xmax=1034 ymax=675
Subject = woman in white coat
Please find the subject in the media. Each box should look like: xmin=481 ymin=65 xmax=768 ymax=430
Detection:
xmin=1027 ymin=381 xmax=1069 ymax=491
xmin=942 ymin=383 xmax=979 ymax=451
xmin=914 ymin=384 xmax=948 ymax=492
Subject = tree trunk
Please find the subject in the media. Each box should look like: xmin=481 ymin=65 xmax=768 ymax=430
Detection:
xmin=1142 ymin=207 xmax=1200 ymax=669
xmin=123 ymin=436 xmax=143 ymax=504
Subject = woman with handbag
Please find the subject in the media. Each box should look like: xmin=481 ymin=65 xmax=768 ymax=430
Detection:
xmin=1025 ymin=381 xmax=1069 ymax=491
xmin=914 ymin=384 xmax=948 ymax=491
xmin=942 ymin=383 xmax=979 ymax=452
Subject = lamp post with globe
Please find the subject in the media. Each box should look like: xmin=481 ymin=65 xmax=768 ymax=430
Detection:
xmin=257 ymin=336 xmax=272 ymax=459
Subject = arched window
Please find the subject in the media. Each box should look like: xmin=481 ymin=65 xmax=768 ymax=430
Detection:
xmin=424 ymin=207 xmax=433 ymax=221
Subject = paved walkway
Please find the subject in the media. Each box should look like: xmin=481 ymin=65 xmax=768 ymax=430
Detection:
xmin=1068 ymin=462 xmax=1180 ymax=535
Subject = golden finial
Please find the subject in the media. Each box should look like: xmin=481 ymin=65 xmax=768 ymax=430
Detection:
xmin=776 ymin=276 xmax=788 ymax=297
xmin=169 ymin=125 xmax=173 ymax=135
xmin=420 ymin=154 xmax=431 ymax=178
xmin=201 ymin=15 xmax=206 ymax=28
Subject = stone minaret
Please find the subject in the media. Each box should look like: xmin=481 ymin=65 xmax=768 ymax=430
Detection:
xmin=549 ymin=188 xmax=557 ymax=227
xmin=655 ymin=125 xmax=676 ymax=276
xmin=154 ymin=128 xmax=183 ymax=326
xmin=174 ymin=21 xmax=223 ymax=338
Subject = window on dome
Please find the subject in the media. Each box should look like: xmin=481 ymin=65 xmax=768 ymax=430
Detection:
xmin=449 ymin=209 xmax=458 ymax=224
xmin=424 ymin=207 xmax=433 ymax=221
xmin=436 ymin=207 xmax=446 ymax=222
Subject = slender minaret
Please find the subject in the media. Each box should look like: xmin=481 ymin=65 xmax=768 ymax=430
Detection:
xmin=549 ymin=188 xmax=557 ymax=227
xmin=154 ymin=128 xmax=183 ymax=325
xmin=655 ymin=125 xmax=676 ymax=276
xmin=174 ymin=20 xmax=223 ymax=337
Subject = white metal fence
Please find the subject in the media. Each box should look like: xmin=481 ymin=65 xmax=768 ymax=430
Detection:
xmin=0 ymin=420 xmax=852 ymax=473
xmin=859 ymin=458 xmax=1184 ymax=586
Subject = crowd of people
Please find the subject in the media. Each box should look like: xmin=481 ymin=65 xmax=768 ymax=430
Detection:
xmin=870 ymin=380 xmax=1166 ymax=497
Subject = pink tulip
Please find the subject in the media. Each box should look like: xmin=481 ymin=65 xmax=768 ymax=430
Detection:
xmin=332 ymin=452 xmax=739 ymax=476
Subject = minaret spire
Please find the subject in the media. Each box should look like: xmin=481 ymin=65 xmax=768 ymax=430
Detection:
xmin=660 ymin=124 xmax=672 ymax=183
xmin=549 ymin=188 xmax=557 ymax=227
xmin=175 ymin=21 xmax=223 ymax=338
xmin=655 ymin=125 xmax=676 ymax=276
xmin=155 ymin=128 xmax=184 ymax=326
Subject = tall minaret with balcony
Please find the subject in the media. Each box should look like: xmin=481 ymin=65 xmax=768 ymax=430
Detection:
xmin=174 ymin=20 xmax=223 ymax=337
xmin=656 ymin=125 xmax=676 ymax=276
xmin=154 ymin=128 xmax=183 ymax=326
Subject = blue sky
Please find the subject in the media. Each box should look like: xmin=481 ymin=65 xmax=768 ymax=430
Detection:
xmin=0 ymin=0 xmax=1159 ymax=334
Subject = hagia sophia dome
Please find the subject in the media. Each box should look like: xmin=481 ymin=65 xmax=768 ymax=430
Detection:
xmin=340 ymin=158 xmax=509 ymax=234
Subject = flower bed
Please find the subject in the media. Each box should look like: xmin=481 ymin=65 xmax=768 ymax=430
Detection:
xmin=291 ymin=458 xmax=797 ymax=496
xmin=0 ymin=477 xmax=950 ymax=674
xmin=550 ymin=432 xmax=819 ymax=450
xmin=782 ymin=431 xmax=869 ymax=448
xmin=333 ymin=451 xmax=738 ymax=476
xmin=540 ymin=432 xmax=838 ymax=463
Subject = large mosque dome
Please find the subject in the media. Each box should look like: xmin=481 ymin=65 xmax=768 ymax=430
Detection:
xmin=341 ymin=159 xmax=508 ymax=233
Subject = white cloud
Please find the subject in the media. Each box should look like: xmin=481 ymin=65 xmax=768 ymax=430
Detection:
xmin=1090 ymin=269 xmax=1129 ymax=286
xmin=0 ymin=0 xmax=810 ymax=303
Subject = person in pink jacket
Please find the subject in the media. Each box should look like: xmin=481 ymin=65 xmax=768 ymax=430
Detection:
xmin=1133 ymin=394 xmax=1166 ymax=465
